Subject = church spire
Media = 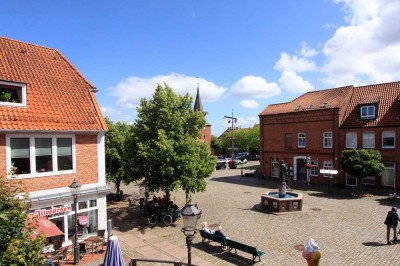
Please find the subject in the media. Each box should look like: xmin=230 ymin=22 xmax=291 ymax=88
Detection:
xmin=194 ymin=82 xmax=204 ymax=112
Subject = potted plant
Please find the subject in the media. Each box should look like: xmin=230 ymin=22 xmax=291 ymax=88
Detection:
xmin=0 ymin=90 xmax=13 ymax=102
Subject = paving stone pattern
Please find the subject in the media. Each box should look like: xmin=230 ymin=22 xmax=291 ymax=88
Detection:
xmin=107 ymin=165 xmax=400 ymax=266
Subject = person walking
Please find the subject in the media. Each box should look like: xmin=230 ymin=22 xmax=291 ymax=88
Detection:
xmin=384 ymin=206 xmax=400 ymax=245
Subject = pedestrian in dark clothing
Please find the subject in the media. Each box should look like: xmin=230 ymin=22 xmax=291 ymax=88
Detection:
xmin=384 ymin=207 xmax=400 ymax=244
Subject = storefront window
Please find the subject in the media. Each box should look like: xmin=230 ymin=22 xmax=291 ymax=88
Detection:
xmin=78 ymin=201 xmax=88 ymax=210
xmin=90 ymin=200 xmax=97 ymax=208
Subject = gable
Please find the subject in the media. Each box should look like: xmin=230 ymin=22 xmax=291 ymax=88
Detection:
xmin=0 ymin=37 xmax=107 ymax=132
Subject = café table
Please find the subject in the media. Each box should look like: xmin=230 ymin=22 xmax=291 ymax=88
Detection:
xmin=84 ymin=236 xmax=103 ymax=255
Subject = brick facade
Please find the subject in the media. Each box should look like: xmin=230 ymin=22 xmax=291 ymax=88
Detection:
xmin=260 ymin=82 xmax=400 ymax=189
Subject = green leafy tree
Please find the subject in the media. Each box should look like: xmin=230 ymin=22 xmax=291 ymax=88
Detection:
xmin=105 ymin=117 xmax=132 ymax=199
xmin=124 ymin=84 xmax=215 ymax=200
xmin=341 ymin=149 xmax=385 ymax=196
xmin=219 ymin=124 xmax=260 ymax=154
xmin=211 ymin=135 xmax=222 ymax=155
xmin=0 ymin=178 xmax=46 ymax=266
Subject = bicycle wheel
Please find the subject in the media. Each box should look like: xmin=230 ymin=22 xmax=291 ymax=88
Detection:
xmin=148 ymin=214 xmax=157 ymax=225
xmin=163 ymin=214 xmax=173 ymax=225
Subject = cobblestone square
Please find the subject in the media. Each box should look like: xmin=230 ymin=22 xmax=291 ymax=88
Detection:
xmin=109 ymin=165 xmax=400 ymax=265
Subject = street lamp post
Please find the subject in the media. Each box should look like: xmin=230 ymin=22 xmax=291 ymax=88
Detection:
xmin=224 ymin=110 xmax=238 ymax=168
xmin=306 ymin=157 xmax=311 ymax=190
xmin=69 ymin=179 xmax=81 ymax=265
xmin=180 ymin=198 xmax=201 ymax=266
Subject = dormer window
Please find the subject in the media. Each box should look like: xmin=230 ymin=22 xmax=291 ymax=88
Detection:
xmin=360 ymin=105 xmax=376 ymax=119
xmin=0 ymin=80 xmax=26 ymax=107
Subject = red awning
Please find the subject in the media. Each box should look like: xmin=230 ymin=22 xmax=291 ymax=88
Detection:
xmin=30 ymin=216 xmax=64 ymax=239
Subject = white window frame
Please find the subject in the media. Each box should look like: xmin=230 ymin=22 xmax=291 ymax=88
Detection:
xmin=323 ymin=132 xmax=332 ymax=148
xmin=360 ymin=105 xmax=376 ymax=119
xmin=381 ymin=162 xmax=395 ymax=187
xmin=346 ymin=132 xmax=357 ymax=148
xmin=363 ymin=176 xmax=375 ymax=185
xmin=0 ymin=80 xmax=27 ymax=107
xmin=271 ymin=159 xmax=279 ymax=178
xmin=310 ymin=160 xmax=318 ymax=176
xmin=323 ymin=161 xmax=333 ymax=178
xmin=382 ymin=131 xmax=395 ymax=149
xmin=346 ymin=173 xmax=357 ymax=187
xmin=6 ymin=134 xmax=76 ymax=179
xmin=362 ymin=132 xmax=375 ymax=148
xmin=298 ymin=133 xmax=306 ymax=148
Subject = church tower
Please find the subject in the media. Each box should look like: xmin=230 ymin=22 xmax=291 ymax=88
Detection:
xmin=194 ymin=83 xmax=211 ymax=148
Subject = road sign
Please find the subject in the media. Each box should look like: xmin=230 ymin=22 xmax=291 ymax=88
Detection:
xmin=227 ymin=147 xmax=239 ymax=150
xmin=320 ymin=169 xmax=338 ymax=174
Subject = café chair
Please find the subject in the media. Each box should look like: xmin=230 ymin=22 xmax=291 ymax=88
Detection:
xmin=52 ymin=246 xmax=69 ymax=265
xmin=97 ymin=229 xmax=106 ymax=249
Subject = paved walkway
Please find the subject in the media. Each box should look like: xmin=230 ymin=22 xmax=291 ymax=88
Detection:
xmin=99 ymin=164 xmax=400 ymax=265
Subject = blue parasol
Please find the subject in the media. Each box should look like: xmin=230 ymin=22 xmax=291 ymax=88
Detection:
xmin=103 ymin=235 xmax=125 ymax=266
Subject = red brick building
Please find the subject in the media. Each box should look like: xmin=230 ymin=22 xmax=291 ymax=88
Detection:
xmin=194 ymin=84 xmax=211 ymax=148
xmin=0 ymin=37 xmax=109 ymax=246
xmin=259 ymin=81 xmax=400 ymax=189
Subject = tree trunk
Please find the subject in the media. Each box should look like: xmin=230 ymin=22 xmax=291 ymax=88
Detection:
xmin=115 ymin=179 xmax=121 ymax=200
xmin=357 ymin=177 xmax=364 ymax=197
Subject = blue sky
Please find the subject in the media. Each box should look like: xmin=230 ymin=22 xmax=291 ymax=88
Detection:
xmin=2 ymin=0 xmax=400 ymax=136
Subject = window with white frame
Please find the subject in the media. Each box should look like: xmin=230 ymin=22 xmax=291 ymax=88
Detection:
xmin=271 ymin=159 xmax=279 ymax=178
xmin=323 ymin=132 xmax=332 ymax=148
xmin=346 ymin=132 xmax=357 ymax=148
xmin=381 ymin=162 xmax=395 ymax=187
xmin=310 ymin=160 xmax=318 ymax=176
xmin=0 ymin=80 xmax=27 ymax=107
xmin=360 ymin=105 xmax=376 ymax=119
xmin=382 ymin=131 xmax=395 ymax=149
xmin=363 ymin=176 xmax=375 ymax=185
xmin=298 ymin=133 xmax=306 ymax=148
xmin=346 ymin=173 xmax=357 ymax=186
xmin=8 ymin=135 xmax=75 ymax=177
xmin=362 ymin=132 xmax=375 ymax=148
xmin=323 ymin=161 xmax=333 ymax=178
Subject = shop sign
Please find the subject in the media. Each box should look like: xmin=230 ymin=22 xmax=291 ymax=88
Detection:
xmin=78 ymin=216 xmax=88 ymax=226
xmin=33 ymin=206 xmax=72 ymax=217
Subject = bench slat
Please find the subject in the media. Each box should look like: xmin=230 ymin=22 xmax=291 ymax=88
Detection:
xmin=226 ymin=239 xmax=265 ymax=262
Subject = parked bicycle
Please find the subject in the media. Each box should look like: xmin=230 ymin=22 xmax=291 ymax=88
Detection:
xmin=146 ymin=201 xmax=180 ymax=226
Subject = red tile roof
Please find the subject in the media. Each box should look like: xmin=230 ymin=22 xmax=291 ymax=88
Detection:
xmin=0 ymin=37 xmax=107 ymax=131
xmin=260 ymin=86 xmax=354 ymax=115
xmin=341 ymin=81 xmax=400 ymax=127
xmin=260 ymin=81 xmax=400 ymax=128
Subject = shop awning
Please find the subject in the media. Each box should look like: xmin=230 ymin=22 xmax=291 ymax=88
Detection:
xmin=30 ymin=216 xmax=64 ymax=239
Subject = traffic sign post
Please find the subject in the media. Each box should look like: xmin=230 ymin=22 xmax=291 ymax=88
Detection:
xmin=320 ymin=169 xmax=338 ymax=193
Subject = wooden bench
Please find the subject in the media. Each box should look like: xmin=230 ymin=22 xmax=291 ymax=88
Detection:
xmin=225 ymin=239 xmax=265 ymax=262
xmin=199 ymin=230 xmax=227 ymax=248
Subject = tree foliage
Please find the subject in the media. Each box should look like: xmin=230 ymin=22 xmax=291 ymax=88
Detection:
xmin=105 ymin=117 xmax=132 ymax=198
xmin=219 ymin=124 xmax=260 ymax=154
xmin=124 ymin=84 xmax=215 ymax=199
xmin=341 ymin=149 xmax=385 ymax=196
xmin=0 ymin=178 xmax=46 ymax=265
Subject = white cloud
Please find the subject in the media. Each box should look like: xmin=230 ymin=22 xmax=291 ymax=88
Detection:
xmin=230 ymin=76 xmax=281 ymax=99
xmin=240 ymin=100 xmax=259 ymax=109
xmin=110 ymin=73 xmax=227 ymax=109
xmin=279 ymin=71 xmax=315 ymax=93
xmin=323 ymin=0 xmax=400 ymax=86
xmin=274 ymin=52 xmax=317 ymax=73
xmin=219 ymin=116 xmax=259 ymax=134
xmin=100 ymin=106 xmax=134 ymax=124
xmin=323 ymin=23 xmax=338 ymax=30
xmin=299 ymin=42 xmax=317 ymax=58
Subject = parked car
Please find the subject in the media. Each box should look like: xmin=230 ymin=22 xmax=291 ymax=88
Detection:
xmin=215 ymin=156 xmax=228 ymax=170
xmin=248 ymin=154 xmax=259 ymax=161
xmin=236 ymin=152 xmax=249 ymax=162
